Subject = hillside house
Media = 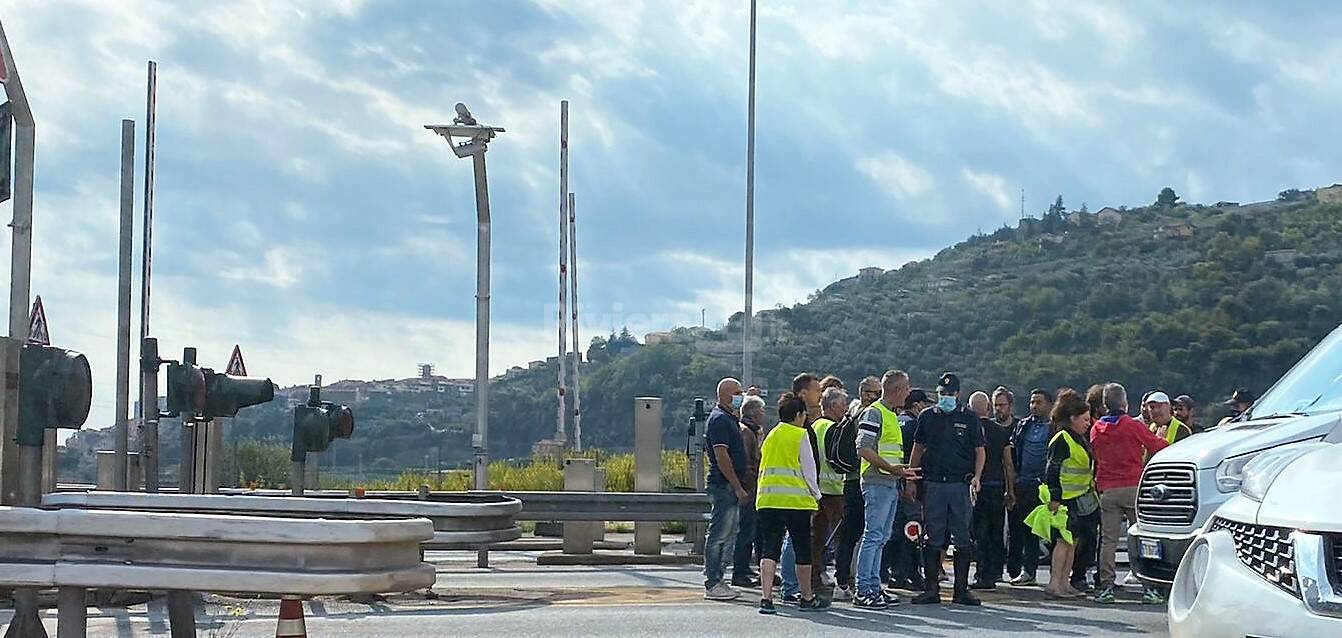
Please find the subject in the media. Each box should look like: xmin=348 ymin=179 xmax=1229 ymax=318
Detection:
xmin=1157 ymin=223 xmax=1195 ymax=239
xmin=1096 ymin=207 xmax=1122 ymax=225
xmin=928 ymin=276 xmax=959 ymax=292
xmin=858 ymin=266 xmax=884 ymax=282
xmin=644 ymin=331 xmax=675 ymax=345
xmin=1265 ymin=249 xmax=1299 ymax=265
xmin=1317 ymin=184 xmax=1342 ymax=205
xmin=1215 ymin=201 xmax=1240 ymax=208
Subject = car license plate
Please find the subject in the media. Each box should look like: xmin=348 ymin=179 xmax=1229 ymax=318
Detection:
xmin=1139 ymin=539 xmax=1164 ymax=560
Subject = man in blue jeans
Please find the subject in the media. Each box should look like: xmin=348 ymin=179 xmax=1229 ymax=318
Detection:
xmin=853 ymin=370 xmax=918 ymax=609
xmin=704 ymin=377 xmax=749 ymax=601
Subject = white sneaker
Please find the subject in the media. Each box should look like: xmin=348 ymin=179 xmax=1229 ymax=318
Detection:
xmin=834 ymin=586 xmax=854 ymax=601
xmin=704 ymin=583 xmax=740 ymax=601
xmin=821 ymin=571 xmax=836 ymax=587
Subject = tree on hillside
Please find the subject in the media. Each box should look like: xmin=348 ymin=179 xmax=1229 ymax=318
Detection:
xmin=1049 ymin=195 xmax=1067 ymax=218
xmin=1278 ymin=188 xmax=1307 ymax=202
xmin=1079 ymin=202 xmax=1089 ymax=215
xmin=1156 ymin=187 xmax=1180 ymax=208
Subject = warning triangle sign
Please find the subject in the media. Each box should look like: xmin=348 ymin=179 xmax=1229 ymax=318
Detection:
xmin=27 ymin=295 xmax=49 ymax=345
xmin=226 ymin=344 xmax=247 ymax=376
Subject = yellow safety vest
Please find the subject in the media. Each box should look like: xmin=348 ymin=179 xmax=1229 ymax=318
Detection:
xmin=1152 ymin=417 xmax=1187 ymax=444
xmin=756 ymin=423 xmax=819 ymax=511
xmin=1049 ymin=429 xmax=1095 ymax=500
xmin=811 ymin=418 xmax=844 ymax=496
xmin=859 ymin=400 xmax=905 ymax=476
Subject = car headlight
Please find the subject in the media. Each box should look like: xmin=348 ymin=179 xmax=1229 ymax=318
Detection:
xmin=1215 ymin=452 xmax=1260 ymax=493
xmin=1188 ymin=540 xmax=1210 ymax=598
xmin=1238 ymin=442 xmax=1331 ymax=502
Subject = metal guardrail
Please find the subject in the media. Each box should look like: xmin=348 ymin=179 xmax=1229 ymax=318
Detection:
xmin=43 ymin=491 xmax=522 ymax=550
xmin=209 ymin=488 xmax=711 ymax=523
xmin=0 ymin=505 xmax=435 ymax=594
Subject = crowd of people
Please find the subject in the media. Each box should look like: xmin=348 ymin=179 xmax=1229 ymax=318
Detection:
xmin=700 ymin=370 xmax=1232 ymax=615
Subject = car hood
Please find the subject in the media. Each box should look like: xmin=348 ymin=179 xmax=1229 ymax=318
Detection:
xmin=1151 ymin=411 xmax=1341 ymax=470
xmin=1256 ymin=444 xmax=1342 ymax=530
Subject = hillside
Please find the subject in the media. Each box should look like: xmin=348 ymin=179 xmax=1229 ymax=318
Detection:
xmin=59 ymin=186 xmax=1342 ymax=483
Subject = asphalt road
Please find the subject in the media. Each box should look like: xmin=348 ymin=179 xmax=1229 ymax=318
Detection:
xmin=5 ymin=549 xmax=1168 ymax=637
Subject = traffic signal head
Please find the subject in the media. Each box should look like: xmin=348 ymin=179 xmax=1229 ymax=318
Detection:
xmin=17 ymin=344 xmax=92 ymax=446
xmin=292 ymin=398 xmax=355 ymax=461
xmin=202 ymin=370 xmax=275 ymax=419
xmin=165 ymin=360 xmax=207 ymax=418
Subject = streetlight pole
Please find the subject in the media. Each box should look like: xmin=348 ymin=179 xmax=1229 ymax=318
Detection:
xmin=742 ymin=0 xmax=757 ymax=389
xmin=425 ymin=105 xmax=503 ymax=497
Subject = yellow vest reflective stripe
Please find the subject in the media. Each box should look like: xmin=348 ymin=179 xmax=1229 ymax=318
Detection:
xmin=1049 ymin=429 xmax=1095 ymax=500
xmin=811 ymin=418 xmax=844 ymax=496
xmin=1152 ymin=417 xmax=1186 ymax=444
xmin=860 ymin=400 xmax=905 ymax=475
xmin=757 ymin=423 xmax=819 ymax=511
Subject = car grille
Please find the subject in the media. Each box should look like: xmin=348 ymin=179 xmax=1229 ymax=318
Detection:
xmin=1136 ymin=462 xmax=1197 ymax=526
xmin=1332 ymin=535 xmax=1342 ymax=594
xmin=1209 ymin=517 xmax=1298 ymax=596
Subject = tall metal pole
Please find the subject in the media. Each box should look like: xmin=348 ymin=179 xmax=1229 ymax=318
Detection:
xmin=114 ymin=119 xmax=135 ymax=491
xmin=742 ymin=0 xmax=757 ymax=389
xmin=471 ymin=150 xmax=492 ymax=492
xmin=568 ymin=192 xmax=582 ymax=451
xmin=556 ymin=100 xmax=569 ymax=447
xmin=0 ymin=20 xmax=49 ymax=638
xmin=139 ymin=61 xmax=159 ymax=492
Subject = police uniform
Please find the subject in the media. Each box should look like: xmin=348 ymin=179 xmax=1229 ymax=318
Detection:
xmin=911 ymin=373 xmax=986 ymax=606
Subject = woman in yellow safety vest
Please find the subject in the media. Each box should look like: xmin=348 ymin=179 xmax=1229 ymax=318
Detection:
xmin=1043 ymin=390 xmax=1100 ymax=599
xmin=755 ymin=392 xmax=825 ymax=615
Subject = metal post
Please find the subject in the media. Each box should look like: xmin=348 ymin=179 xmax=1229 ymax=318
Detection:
xmin=114 ymin=119 xmax=135 ymax=491
xmin=0 ymin=17 xmax=36 ymax=510
xmin=137 ymin=61 xmax=157 ymax=492
xmin=56 ymin=587 xmax=86 ymax=638
xmin=470 ymin=151 xmax=491 ymax=491
xmin=634 ymin=397 xmax=663 ymax=555
xmin=568 ymin=192 xmax=582 ymax=451
xmin=140 ymin=337 xmax=160 ymax=492
xmin=291 ymin=458 xmax=305 ymax=497
xmin=6 ymin=588 xmax=45 ymax=638
xmin=178 ymin=348 xmax=197 ymax=494
xmin=166 ymin=591 xmax=196 ymax=638
xmin=555 ymin=100 xmax=569 ymax=446
xmin=742 ymin=0 xmax=757 ymax=389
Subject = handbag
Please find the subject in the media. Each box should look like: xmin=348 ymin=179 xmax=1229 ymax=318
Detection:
xmin=1072 ymin=490 xmax=1100 ymax=517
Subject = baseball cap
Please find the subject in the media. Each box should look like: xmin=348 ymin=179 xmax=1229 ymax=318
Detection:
xmin=1145 ymin=391 xmax=1171 ymax=405
xmin=937 ymin=372 xmax=961 ymax=394
xmin=1224 ymin=388 xmax=1255 ymax=405
xmin=1174 ymin=395 xmax=1195 ymax=409
xmin=905 ymin=388 xmax=931 ymax=409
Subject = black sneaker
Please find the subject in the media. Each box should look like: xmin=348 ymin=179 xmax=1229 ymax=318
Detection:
xmin=780 ymin=592 xmax=802 ymax=605
xmin=1071 ymin=579 xmax=1094 ymax=593
xmin=732 ymin=577 xmax=762 ymax=588
xmin=852 ymin=592 xmax=889 ymax=609
xmin=880 ymin=590 xmax=901 ymax=607
xmin=911 ymin=591 xmax=941 ymax=605
xmin=952 ymin=590 xmax=982 ymax=606
xmin=759 ymin=599 xmax=777 ymax=615
xmin=969 ymin=581 xmax=996 ymax=591
xmin=799 ymin=596 xmax=830 ymax=612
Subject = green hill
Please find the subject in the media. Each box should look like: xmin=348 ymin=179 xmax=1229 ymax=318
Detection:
xmin=59 ymin=188 xmax=1342 ymax=482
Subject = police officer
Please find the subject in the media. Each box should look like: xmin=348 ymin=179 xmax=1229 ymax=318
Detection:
xmin=909 ymin=372 xmax=985 ymax=606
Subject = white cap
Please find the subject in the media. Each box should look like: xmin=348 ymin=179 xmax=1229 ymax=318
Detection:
xmin=1145 ymin=391 xmax=1171 ymax=404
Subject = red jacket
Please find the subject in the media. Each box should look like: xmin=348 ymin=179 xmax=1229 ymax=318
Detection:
xmin=1090 ymin=413 xmax=1170 ymax=491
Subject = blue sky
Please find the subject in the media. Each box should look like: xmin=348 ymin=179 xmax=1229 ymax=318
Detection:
xmin=3 ymin=0 xmax=1341 ymax=431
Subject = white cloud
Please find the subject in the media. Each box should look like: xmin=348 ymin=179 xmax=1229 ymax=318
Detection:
xmin=961 ymin=168 xmax=1015 ymax=213
xmin=219 ymin=247 xmax=307 ymax=289
xmin=856 ymin=152 xmax=935 ymax=202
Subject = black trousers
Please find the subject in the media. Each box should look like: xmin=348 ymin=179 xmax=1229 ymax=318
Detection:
xmin=834 ymin=479 xmax=863 ymax=587
xmin=971 ymin=486 xmax=1007 ymax=584
xmin=759 ymin=508 xmax=813 ymax=564
xmin=1007 ymin=480 xmax=1042 ymax=578
xmin=1070 ymin=507 xmax=1101 ymax=586
xmin=887 ymin=492 xmax=922 ymax=582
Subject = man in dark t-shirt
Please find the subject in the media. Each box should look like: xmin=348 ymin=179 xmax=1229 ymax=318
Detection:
xmin=703 ymin=377 xmax=748 ymax=600
xmin=969 ymin=392 xmax=1013 ymax=590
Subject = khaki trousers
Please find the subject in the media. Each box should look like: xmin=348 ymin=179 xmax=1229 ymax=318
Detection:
xmin=1097 ymin=486 xmax=1138 ymax=589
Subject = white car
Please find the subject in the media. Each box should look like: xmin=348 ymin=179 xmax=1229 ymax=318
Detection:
xmin=1168 ymin=442 xmax=1342 ymax=637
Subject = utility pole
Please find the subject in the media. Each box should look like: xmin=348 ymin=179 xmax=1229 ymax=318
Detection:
xmin=568 ymin=192 xmax=582 ymax=451
xmin=114 ymin=119 xmax=135 ymax=491
xmin=556 ymin=100 xmax=569 ymax=447
xmin=1020 ymin=188 xmax=1025 ymax=220
xmin=139 ymin=60 xmax=159 ymax=492
xmin=742 ymin=0 xmax=757 ymax=389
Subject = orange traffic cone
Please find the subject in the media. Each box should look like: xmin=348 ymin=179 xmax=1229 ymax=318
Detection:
xmin=275 ymin=596 xmax=307 ymax=637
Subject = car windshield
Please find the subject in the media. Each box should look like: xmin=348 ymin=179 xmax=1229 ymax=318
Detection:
xmin=1245 ymin=326 xmax=1342 ymax=421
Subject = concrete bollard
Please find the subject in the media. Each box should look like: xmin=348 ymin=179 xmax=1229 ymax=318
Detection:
xmin=562 ymin=459 xmax=599 ymax=554
xmin=634 ymin=397 xmax=663 ymax=555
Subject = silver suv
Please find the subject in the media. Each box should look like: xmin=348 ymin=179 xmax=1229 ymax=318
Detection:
xmin=1128 ymin=324 xmax=1342 ymax=586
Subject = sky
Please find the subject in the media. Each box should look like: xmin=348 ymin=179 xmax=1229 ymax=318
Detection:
xmin=2 ymin=0 xmax=1341 ymax=432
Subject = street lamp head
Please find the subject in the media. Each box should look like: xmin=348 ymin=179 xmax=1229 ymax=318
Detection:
xmin=453 ymin=102 xmax=476 ymax=126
